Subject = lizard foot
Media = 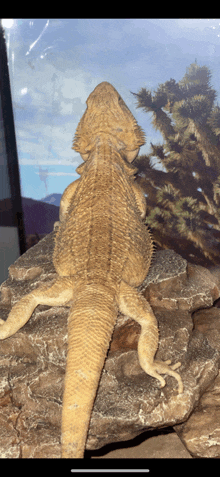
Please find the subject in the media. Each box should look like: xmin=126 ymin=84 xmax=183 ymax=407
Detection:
xmin=118 ymin=281 xmax=184 ymax=395
xmin=143 ymin=359 xmax=183 ymax=394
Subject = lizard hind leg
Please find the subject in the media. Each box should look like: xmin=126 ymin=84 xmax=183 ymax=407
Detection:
xmin=118 ymin=281 xmax=183 ymax=394
xmin=0 ymin=277 xmax=75 ymax=340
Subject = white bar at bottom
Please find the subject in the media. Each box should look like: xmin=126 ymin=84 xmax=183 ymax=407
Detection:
xmin=70 ymin=470 xmax=150 ymax=473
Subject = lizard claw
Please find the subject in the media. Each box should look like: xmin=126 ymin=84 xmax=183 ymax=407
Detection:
xmin=144 ymin=359 xmax=183 ymax=394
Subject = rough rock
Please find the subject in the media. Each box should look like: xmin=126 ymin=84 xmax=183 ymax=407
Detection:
xmin=0 ymin=232 xmax=220 ymax=457
xmin=174 ymin=307 xmax=220 ymax=458
xmin=90 ymin=430 xmax=192 ymax=458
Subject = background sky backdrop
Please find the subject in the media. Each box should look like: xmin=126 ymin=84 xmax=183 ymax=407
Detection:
xmin=3 ymin=18 xmax=220 ymax=201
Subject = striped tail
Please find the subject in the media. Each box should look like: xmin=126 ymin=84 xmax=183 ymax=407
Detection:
xmin=61 ymin=284 xmax=118 ymax=458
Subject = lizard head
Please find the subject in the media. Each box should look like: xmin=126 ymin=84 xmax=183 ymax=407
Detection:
xmin=72 ymin=82 xmax=145 ymax=163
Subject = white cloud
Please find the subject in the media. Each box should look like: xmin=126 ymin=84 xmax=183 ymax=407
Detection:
xmin=12 ymin=50 xmax=154 ymax=169
xmin=10 ymin=54 xmax=105 ymax=167
xmin=18 ymin=156 xmax=81 ymax=166
xmin=34 ymin=171 xmax=79 ymax=176
xmin=60 ymin=101 xmax=73 ymax=115
xmin=21 ymin=87 xmax=28 ymax=95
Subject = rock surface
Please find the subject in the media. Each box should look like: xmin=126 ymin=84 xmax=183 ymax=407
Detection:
xmin=0 ymin=231 xmax=220 ymax=457
xmin=175 ymin=307 xmax=220 ymax=458
xmin=89 ymin=430 xmax=192 ymax=458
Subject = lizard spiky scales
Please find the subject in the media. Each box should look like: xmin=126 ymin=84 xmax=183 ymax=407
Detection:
xmin=0 ymin=82 xmax=183 ymax=458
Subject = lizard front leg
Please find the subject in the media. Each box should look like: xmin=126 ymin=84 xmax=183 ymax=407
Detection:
xmin=118 ymin=281 xmax=183 ymax=394
xmin=54 ymin=179 xmax=81 ymax=230
xmin=0 ymin=277 xmax=75 ymax=340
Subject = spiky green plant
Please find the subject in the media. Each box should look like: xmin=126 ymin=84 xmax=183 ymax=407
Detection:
xmin=132 ymin=62 xmax=220 ymax=267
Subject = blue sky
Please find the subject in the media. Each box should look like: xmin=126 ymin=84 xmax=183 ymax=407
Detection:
xmin=3 ymin=18 xmax=220 ymax=201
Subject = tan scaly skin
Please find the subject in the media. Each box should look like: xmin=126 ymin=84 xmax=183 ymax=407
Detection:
xmin=0 ymin=82 xmax=183 ymax=458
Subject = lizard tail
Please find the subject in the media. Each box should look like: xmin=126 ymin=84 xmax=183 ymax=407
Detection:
xmin=61 ymin=283 xmax=118 ymax=458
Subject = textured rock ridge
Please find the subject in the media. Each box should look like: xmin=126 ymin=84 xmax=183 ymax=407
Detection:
xmin=1 ymin=235 xmax=220 ymax=457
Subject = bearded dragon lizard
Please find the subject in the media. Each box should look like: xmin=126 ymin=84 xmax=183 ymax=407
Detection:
xmin=0 ymin=82 xmax=183 ymax=458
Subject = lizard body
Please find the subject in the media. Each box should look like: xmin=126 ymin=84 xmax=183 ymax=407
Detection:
xmin=0 ymin=82 xmax=183 ymax=458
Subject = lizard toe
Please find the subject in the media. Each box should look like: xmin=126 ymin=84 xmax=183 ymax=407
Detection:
xmin=146 ymin=360 xmax=183 ymax=394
